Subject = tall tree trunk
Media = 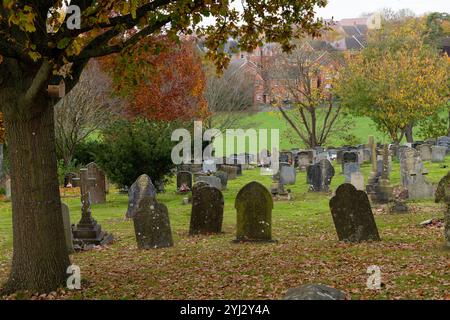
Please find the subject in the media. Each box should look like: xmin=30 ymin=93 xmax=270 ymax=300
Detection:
xmin=1 ymin=95 xmax=70 ymax=294
xmin=405 ymin=123 xmax=414 ymax=144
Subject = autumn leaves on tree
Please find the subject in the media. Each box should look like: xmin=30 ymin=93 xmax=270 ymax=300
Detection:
xmin=335 ymin=18 xmax=449 ymax=143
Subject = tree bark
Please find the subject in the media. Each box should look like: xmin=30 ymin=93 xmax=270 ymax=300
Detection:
xmin=1 ymin=95 xmax=70 ymax=294
xmin=405 ymin=123 xmax=414 ymax=143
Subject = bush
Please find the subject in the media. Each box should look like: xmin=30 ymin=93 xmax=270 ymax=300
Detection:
xmin=95 ymin=119 xmax=177 ymax=188
xmin=72 ymin=140 xmax=102 ymax=166
xmin=57 ymin=159 xmax=80 ymax=185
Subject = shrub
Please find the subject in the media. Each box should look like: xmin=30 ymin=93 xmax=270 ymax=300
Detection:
xmin=96 ymin=119 xmax=178 ymax=188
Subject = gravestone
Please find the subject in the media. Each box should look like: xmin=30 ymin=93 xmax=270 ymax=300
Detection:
xmin=5 ymin=176 xmax=11 ymax=199
xmin=431 ymin=146 xmax=446 ymax=163
xmin=133 ymin=195 xmax=173 ymax=249
xmin=202 ymin=159 xmax=217 ymax=173
xmin=64 ymin=172 xmax=77 ymax=187
xmin=195 ymin=175 xmax=222 ymax=190
xmin=400 ymin=147 xmax=434 ymax=199
xmin=279 ymin=151 xmax=293 ymax=164
xmin=177 ymin=171 xmax=193 ymax=192
xmin=86 ymin=162 xmax=106 ymax=204
xmin=435 ymin=172 xmax=450 ymax=248
xmin=283 ymin=284 xmax=346 ymax=300
xmin=61 ymin=203 xmax=74 ymax=254
xmin=437 ymin=136 xmax=450 ymax=153
xmin=418 ymin=144 xmax=432 ymax=161
xmin=234 ymin=181 xmax=274 ymax=242
xmin=307 ymin=159 xmax=335 ymax=192
xmin=350 ymin=172 xmax=365 ymax=191
xmin=215 ymin=171 xmax=228 ymax=190
xmin=341 ymin=151 xmax=358 ymax=173
xmin=280 ymin=165 xmax=296 ymax=185
xmin=189 ymin=186 xmax=224 ymax=235
xmin=297 ymin=151 xmax=312 ymax=171
xmin=218 ymin=165 xmax=238 ymax=180
xmin=343 ymin=162 xmax=359 ymax=183
xmin=72 ymin=191 xmax=113 ymax=249
xmin=329 ymin=184 xmax=381 ymax=242
xmin=126 ymin=174 xmax=157 ymax=219
xmin=314 ymin=152 xmax=329 ymax=163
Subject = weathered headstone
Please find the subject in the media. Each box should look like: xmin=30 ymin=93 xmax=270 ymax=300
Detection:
xmin=329 ymin=184 xmax=381 ymax=242
xmin=307 ymin=159 xmax=335 ymax=192
xmin=343 ymin=162 xmax=359 ymax=183
xmin=214 ymin=171 xmax=228 ymax=190
xmin=350 ymin=172 xmax=365 ymax=191
xmin=189 ymin=186 xmax=224 ymax=235
xmin=133 ymin=195 xmax=173 ymax=249
xmin=177 ymin=171 xmax=193 ymax=192
xmin=61 ymin=203 xmax=74 ymax=254
xmin=202 ymin=159 xmax=217 ymax=173
xmin=431 ymin=146 xmax=446 ymax=163
xmin=400 ymin=147 xmax=434 ymax=199
xmin=341 ymin=151 xmax=358 ymax=173
xmin=435 ymin=172 xmax=450 ymax=248
xmin=126 ymin=174 xmax=157 ymax=219
xmin=297 ymin=151 xmax=312 ymax=171
xmin=218 ymin=165 xmax=238 ymax=180
xmin=280 ymin=165 xmax=296 ymax=185
xmin=234 ymin=181 xmax=274 ymax=242
xmin=437 ymin=136 xmax=450 ymax=153
xmin=195 ymin=175 xmax=222 ymax=190
xmin=418 ymin=144 xmax=432 ymax=161
xmin=86 ymin=162 xmax=106 ymax=204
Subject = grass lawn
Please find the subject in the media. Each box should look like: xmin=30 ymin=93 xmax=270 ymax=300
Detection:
xmin=0 ymin=158 xmax=449 ymax=300
xmin=228 ymin=110 xmax=426 ymax=150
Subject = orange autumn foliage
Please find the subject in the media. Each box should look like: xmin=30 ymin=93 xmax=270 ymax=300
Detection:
xmin=102 ymin=37 xmax=209 ymax=122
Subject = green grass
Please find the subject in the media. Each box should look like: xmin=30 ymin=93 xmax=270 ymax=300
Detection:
xmin=228 ymin=111 xmax=389 ymax=150
xmin=0 ymin=157 xmax=449 ymax=300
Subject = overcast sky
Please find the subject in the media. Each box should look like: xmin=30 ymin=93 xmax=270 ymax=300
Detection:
xmin=316 ymin=0 xmax=449 ymax=20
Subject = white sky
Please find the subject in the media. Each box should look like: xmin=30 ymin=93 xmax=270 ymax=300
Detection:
xmin=315 ymin=0 xmax=449 ymax=20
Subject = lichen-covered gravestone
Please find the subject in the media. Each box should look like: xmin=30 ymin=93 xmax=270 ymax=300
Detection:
xmin=189 ymin=186 xmax=224 ymax=235
xmin=329 ymin=184 xmax=381 ymax=242
xmin=133 ymin=195 xmax=173 ymax=249
xmin=61 ymin=202 xmax=74 ymax=254
xmin=234 ymin=181 xmax=274 ymax=242
xmin=434 ymin=172 xmax=450 ymax=248
xmin=126 ymin=174 xmax=157 ymax=219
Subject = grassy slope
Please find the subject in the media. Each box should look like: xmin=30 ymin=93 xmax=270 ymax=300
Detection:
xmin=229 ymin=111 xmax=389 ymax=150
xmin=0 ymin=157 xmax=449 ymax=300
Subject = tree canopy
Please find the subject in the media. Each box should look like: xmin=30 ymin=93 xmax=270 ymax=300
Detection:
xmin=334 ymin=18 xmax=449 ymax=143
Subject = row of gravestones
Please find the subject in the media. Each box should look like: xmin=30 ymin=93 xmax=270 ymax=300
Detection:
xmin=129 ymin=175 xmax=382 ymax=247
xmin=177 ymin=165 xmax=241 ymax=192
xmin=62 ymin=169 xmax=450 ymax=254
xmin=128 ymin=176 xmax=275 ymax=248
